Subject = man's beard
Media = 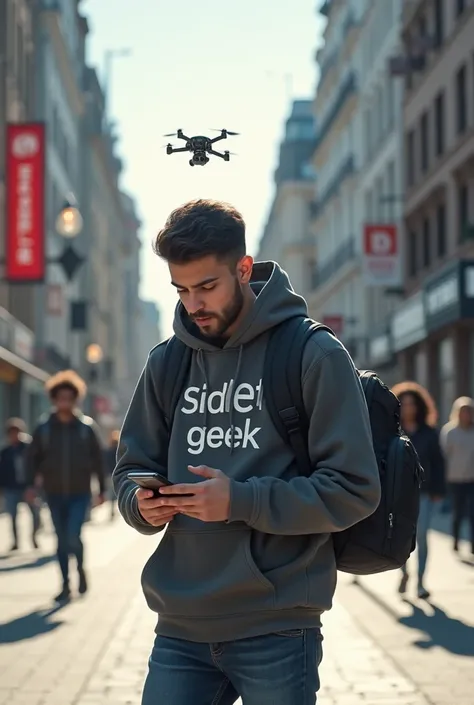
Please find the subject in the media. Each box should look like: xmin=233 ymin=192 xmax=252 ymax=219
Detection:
xmin=192 ymin=278 xmax=244 ymax=338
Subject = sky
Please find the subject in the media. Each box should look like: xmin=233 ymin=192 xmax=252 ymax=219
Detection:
xmin=82 ymin=0 xmax=325 ymax=336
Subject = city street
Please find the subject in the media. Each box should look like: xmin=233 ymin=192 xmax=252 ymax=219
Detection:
xmin=0 ymin=505 xmax=473 ymax=705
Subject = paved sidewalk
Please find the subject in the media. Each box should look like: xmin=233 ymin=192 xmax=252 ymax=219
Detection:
xmin=336 ymin=529 xmax=474 ymax=705
xmin=0 ymin=504 xmax=472 ymax=704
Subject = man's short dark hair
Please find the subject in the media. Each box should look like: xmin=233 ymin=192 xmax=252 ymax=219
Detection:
xmin=154 ymin=199 xmax=246 ymax=266
xmin=45 ymin=370 xmax=87 ymax=401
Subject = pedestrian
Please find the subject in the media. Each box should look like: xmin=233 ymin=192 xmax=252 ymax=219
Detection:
xmin=441 ymin=396 xmax=474 ymax=556
xmin=26 ymin=370 xmax=106 ymax=602
xmin=114 ymin=199 xmax=380 ymax=705
xmin=103 ymin=429 xmax=120 ymax=520
xmin=391 ymin=382 xmax=445 ymax=599
xmin=0 ymin=418 xmax=40 ymax=551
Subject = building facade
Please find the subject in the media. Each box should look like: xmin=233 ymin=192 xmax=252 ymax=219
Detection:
xmin=0 ymin=1 xmax=145 ymax=432
xmin=308 ymin=0 xmax=367 ymax=361
xmin=257 ymin=100 xmax=316 ymax=299
xmin=0 ymin=0 xmax=51 ymax=432
xmin=388 ymin=0 xmax=474 ymax=422
xmin=81 ymin=66 xmax=143 ymax=430
xmin=355 ymin=0 xmax=405 ymax=387
xmin=33 ymin=0 xmax=87 ymax=377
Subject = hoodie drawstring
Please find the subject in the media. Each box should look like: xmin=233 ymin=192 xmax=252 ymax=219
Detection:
xmin=196 ymin=346 xmax=244 ymax=456
xmin=229 ymin=345 xmax=243 ymax=455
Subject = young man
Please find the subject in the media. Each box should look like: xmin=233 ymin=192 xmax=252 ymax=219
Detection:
xmin=114 ymin=200 xmax=380 ymax=705
xmin=27 ymin=370 xmax=105 ymax=602
xmin=0 ymin=418 xmax=40 ymax=551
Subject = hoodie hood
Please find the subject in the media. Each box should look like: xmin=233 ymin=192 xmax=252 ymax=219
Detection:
xmin=173 ymin=261 xmax=308 ymax=351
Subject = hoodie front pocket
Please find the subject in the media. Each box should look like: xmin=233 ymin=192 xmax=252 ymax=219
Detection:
xmin=141 ymin=528 xmax=275 ymax=617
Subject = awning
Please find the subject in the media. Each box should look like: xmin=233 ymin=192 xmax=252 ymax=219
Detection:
xmin=0 ymin=346 xmax=49 ymax=383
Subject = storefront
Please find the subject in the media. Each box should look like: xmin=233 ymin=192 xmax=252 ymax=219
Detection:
xmin=423 ymin=259 xmax=474 ymax=422
xmin=390 ymin=290 xmax=428 ymax=384
xmin=0 ymin=307 xmax=49 ymax=436
xmin=367 ymin=329 xmax=400 ymax=387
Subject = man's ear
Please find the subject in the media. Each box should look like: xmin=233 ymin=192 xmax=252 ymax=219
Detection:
xmin=238 ymin=255 xmax=253 ymax=284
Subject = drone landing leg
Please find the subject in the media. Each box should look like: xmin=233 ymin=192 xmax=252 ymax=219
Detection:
xmin=208 ymin=149 xmax=227 ymax=159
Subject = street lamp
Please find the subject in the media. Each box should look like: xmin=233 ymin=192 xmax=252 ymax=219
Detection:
xmin=85 ymin=343 xmax=103 ymax=416
xmin=55 ymin=195 xmax=83 ymax=238
xmin=86 ymin=343 xmax=104 ymax=366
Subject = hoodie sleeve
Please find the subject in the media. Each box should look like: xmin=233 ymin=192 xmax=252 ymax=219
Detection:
xmin=113 ymin=346 xmax=170 ymax=536
xmin=228 ymin=337 xmax=381 ymax=535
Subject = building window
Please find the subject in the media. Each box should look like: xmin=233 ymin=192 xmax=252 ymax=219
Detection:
xmin=434 ymin=91 xmax=445 ymax=157
xmin=459 ymin=183 xmax=469 ymax=240
xmin=436 ymin=203 xmax=446 ymax=258
xmin=422 ymin=217 xmax=431 ymax=267
xmin=434 ymin=0 xmax=444 ymax=47
xmin=420 ymin=112 xmax=429 ymax=172
xmin=406 ymin=129 xmax=415 ymax=187
xmin=456 ymin=64 xmax=467 ymax=134
xmin=386 ymin=160 xmax=395 ymax=220
xmin=408 ymin=230 xmax=418 ymax=276
xmin=456 ymin=0 xmax=466 ymax=16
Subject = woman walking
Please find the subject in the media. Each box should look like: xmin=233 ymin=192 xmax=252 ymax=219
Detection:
xmin=441 ymin=397 xmax=474 ymax=556
xmin=392 ymin=382 xmax=446 ymax=599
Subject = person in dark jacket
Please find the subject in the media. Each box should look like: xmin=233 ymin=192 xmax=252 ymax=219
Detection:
xmin=0 ymin=418 xmax=40 ymax=551
xmin=392 ymin=381 xmax=446 ymax=599
xmin=27 ymin=370 xmax=105 ymax=602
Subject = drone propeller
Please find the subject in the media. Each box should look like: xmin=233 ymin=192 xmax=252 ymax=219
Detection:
xmin=210 ymin=129 xmax=240 ymax=136
xmin=163 ymin=132 xmax=178 ymax=137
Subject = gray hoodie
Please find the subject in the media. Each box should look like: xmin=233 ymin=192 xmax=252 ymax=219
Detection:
xmin=114 ymin=262 xmax=380 ymax=643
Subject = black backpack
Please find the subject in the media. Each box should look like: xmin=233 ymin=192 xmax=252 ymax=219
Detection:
xmin=158 ymin=316 xmax=423 ymax=576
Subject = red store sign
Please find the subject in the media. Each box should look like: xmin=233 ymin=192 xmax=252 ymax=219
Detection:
xmin=5 ymin=123 xmax=46 ymax=282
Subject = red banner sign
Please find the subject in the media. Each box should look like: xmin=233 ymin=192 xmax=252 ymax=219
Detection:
xmin=362 ymin=223 xmax=401 ymax=287
xmin=322 ymin=315 xmax=344 ymax=336
xmin=5 ymin=123 xmax=46 ymax=282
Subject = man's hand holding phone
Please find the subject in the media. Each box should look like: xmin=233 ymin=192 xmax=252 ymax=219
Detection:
xmin=136 ymin=488 xmax=179 ymax=527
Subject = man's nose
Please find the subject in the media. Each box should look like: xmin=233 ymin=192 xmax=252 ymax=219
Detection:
xmin=187 ymin=294 xmax=204 ymax=314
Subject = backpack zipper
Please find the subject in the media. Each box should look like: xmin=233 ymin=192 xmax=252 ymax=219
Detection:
xmin=387 ymin=512 xmax=394 ymax=539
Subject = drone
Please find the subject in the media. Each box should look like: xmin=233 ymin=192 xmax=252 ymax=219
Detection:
xmin=163 ymin=129 xmax=238 ymax=166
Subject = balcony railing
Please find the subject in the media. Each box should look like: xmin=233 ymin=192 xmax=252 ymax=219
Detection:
xmin=314 ymin=72 xmax=356 ymax=151
xmin=318 ymin=155 xmax=355 ymax=209
xmin=312 ymin=237 xmax=356 ymax=290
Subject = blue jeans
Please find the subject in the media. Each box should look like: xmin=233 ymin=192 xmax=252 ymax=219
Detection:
xmin=47 ymin=494 xmax=90 ymax=583
xmin=4 ymin=488 xmax=40 ymax=546
xmin=402 ymin=494 xmax=433 ymax=581
xmin=142 ymin=628 xmax=323 ymax=705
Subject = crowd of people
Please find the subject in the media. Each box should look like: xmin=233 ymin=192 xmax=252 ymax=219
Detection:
xmin=0 ymin=369 xmax=118 ymax=601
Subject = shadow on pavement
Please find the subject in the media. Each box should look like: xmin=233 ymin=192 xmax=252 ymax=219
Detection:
xmin=353 ymin=581 xmax=474 ymax=657
xmin=0 ymin=554 xmax=55 ymax=572
xmin=0 ymin=603 xmax=67 ymax=644
xmin=399 ymin=601 xmax=474 ymax=656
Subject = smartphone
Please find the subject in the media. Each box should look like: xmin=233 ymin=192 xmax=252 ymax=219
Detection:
xmin=127 ymin=471 xmax=193 ymax=497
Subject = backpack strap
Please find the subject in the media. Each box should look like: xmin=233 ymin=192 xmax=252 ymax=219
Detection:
xmin=263 ymin=316 xmax=334 ymax=476
xmin=159 ymin=335 xmax=192 ymax=428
